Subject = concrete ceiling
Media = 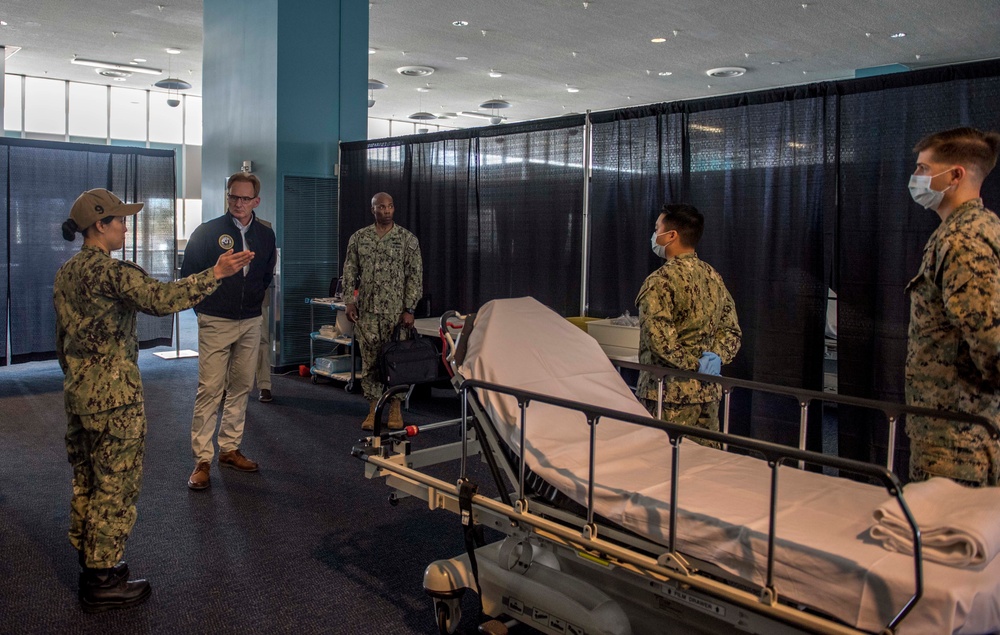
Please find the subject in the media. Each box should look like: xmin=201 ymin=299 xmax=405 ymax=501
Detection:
xmin=2 ymin=0 xmax=1000 ymax=131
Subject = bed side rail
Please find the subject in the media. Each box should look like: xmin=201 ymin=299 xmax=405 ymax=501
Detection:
xmin=615 ymin=359 xmax=999 ymax=474
xmin=457 ymin=377 xmax=923 ymax=634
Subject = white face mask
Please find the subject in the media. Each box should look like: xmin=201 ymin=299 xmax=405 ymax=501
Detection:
xmin=650 ymin=230 xmax=669 ymax=259
xmin=908 ymin=168 xmax=955 ymax=211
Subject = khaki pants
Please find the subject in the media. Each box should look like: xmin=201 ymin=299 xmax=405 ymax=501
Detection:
xmin=255 ymin=303 xmax=271 ymax=391
xmin=191 ymin=313 xmax=261 ymax=463
xmin=66 ymin=403 xmax=145 ymax=569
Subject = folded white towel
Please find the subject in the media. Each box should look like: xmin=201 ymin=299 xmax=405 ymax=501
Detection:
xmin=871 ymin=477 xmax=1000 ymax=568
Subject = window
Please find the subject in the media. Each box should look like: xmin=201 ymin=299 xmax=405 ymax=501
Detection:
xmin=68 ymin=83 xmax=108 ymax=139
xmin=149 ymin=93 xmax=184 ymax=144
xmin=4 ymin=74 xmax=23 ymax=133
xmin=184 ymin=96 xmax=202 ymax=146
xmin=24 ymin=77 xmax=66 ymax=135
xmin=110 ymin=87 xmax=147 ymax=141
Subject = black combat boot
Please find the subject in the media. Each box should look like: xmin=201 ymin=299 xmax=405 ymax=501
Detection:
xmin=77 ymin=550 xmax=128 ymax=579
xmin=79 ymin=566 xmax=151 ymax=613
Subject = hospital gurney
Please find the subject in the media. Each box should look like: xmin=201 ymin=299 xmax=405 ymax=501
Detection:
xmin=352 ymin=297 xmax=1000 ymax=635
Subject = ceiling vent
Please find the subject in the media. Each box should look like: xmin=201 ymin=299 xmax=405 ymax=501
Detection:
xmin=397 ymin=65 xmax=435 ymax=77
xmin=98 ymin=69 xmax=132 ymax=78
xmin=706 ymin=67 xmax=747 ymax=78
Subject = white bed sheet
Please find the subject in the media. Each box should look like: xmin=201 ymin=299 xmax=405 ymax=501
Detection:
xmin=460 ymin=297 xmax=1000 ymax=635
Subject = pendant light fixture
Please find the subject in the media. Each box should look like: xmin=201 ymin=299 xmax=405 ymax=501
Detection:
xmin=153 ymin=48 xmax=191 ymax=107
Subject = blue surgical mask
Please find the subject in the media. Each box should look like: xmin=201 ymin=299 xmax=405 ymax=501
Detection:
xmin=908 ymin=168 xmax=955 ymax=211
xmin=650 ymin=230 xmax=668 ymax=259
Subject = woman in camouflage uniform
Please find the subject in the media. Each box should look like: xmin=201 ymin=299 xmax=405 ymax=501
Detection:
xmin=54 ymin=189 xmax=252 ymax=612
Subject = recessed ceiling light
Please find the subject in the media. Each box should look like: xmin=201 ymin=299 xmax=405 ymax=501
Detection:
xmin=771 ymin=61 xmax=782 ymax=65
xmin=416 ymin=86 xmax=431 ymax=93
xmin=890 ymin=32 xmax=906 ymax=38
xmin=165 ymin=48 xmax=181 ymax=54
xmin=0 ymin=21 xmax=8 ymax=26
xmin=129 ymin=61 xmax=137 ymax=65
xmin=133 ymin=58 xmax=146 ymax=63
xmin=455 ymin=56 xmax=469 ymax=61
xmin=369 ymin=48 xmax=377 ymax=55
xmin=113 ymin=77 xmax=127 ymax=82
xmin=488 ymin=70 xmax=503 ymax=78
xmin=566 ymin=86 xmax=580 ymax=93
xmin=650 ymin=37 xmax=666 ymax=43
xmin=452 ymin=20 xmax=469 ymax=26
xmin=658 ymin=71 xmax=672 ymax=76
xmin=706 ymin=66 xmax=746 ymax=78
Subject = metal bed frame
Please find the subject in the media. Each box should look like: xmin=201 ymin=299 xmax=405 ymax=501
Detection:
xmin=351 ymin=311 xmax=999 ymax=635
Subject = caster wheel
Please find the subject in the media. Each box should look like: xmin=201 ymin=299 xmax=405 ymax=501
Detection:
xmin=388 ymin=492 xmax=399 ymax=506
xmin=345 ymin=380 xmax=354 ymax=392
xmin=311 ymin=375 xmax=318 ymax=384
xmin=436 ymin=601 xmax=451 ymax=635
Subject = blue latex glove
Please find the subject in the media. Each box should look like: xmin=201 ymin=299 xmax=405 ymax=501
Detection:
xmin=698 ymin=351 xmax=722 ymax=376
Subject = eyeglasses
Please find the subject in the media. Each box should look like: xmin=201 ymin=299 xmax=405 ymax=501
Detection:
xmin=228 ymin=194 xmax=256 ymax=204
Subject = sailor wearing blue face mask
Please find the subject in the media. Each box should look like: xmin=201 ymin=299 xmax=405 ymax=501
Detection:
xmin=637 ymin=204 xmax=742 ymax=447
xmin=905 ymin=127 xmax=1000 ymax=487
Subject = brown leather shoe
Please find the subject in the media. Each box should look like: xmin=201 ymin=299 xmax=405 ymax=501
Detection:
xmin=187 ymin=461 xmax=211 ymax=490
xmin=219 ymin=449 xmax=259 ymax=472
xmin=361 ymin=401 xmax=377 ymax=431
xmin=388 ymin=400 xmax=404 ymax=430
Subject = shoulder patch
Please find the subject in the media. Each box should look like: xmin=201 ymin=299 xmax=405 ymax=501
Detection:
xmin=218 ymin=234 xmax=235 ymax=250
xmin=121 ymin=260 xmax=150 ymax=276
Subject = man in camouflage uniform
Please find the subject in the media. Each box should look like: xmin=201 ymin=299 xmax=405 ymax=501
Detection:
xmin=54 ymin=188 xmax=252 ymax=612
xmin=637 ymin=204 xmax=742 ymax=448
xmin=905 ymin=127 xmax=1000 ymax=487
xmin=343 ymin=192 xmax=423 ymax=430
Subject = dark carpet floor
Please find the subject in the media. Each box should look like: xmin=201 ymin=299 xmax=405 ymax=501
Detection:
xmin=0 ymin=334 xmax=511 ymax=634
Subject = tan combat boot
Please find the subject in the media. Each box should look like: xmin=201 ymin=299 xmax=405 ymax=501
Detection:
xmin=388 ymin=400 xmax=404 ymax=430
xmin=361 ymin=401 xmax=377 ymax=431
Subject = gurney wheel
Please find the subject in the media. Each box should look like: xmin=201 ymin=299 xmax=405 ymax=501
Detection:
xmin=434 ymin=598 xmax=460 ymax=634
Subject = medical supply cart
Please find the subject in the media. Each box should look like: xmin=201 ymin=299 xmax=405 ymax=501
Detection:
xmin=305 ymin=297 xmax=358 ymax=390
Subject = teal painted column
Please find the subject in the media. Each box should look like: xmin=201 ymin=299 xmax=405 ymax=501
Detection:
xmin=203 ymin=0 xmax=367 ymax=223
xmin=203 ymin=0 xmax=368 ymax=367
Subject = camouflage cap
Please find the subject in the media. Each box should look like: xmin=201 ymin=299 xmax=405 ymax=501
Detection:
xmin=70 ymin=189 xmax=143 ymax=230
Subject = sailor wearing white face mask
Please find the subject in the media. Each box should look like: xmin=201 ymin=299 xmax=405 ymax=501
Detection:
xmin=905 ymin=126 xmax=1000 ymax=487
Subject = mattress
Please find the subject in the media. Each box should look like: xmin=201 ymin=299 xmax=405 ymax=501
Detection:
xmin=459 ymin=297 xmax=1000 ymax=635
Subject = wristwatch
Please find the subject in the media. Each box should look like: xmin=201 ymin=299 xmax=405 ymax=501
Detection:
xmin=404 ymin=307 xmax=415 ymax=315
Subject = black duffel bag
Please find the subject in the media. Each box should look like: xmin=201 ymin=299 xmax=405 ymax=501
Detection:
xmin=378 ymin=325 xmax=440 ymax=386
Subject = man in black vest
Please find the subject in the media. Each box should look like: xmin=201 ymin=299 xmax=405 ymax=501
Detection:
xmin=180 ymin=172 xmax=277 ymax=490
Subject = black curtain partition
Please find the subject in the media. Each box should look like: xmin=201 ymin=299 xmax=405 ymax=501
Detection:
xmin=1 ymin=139 xmax=176 ymax=364
xmin=340 ymin=59 xmax=1000 ymax=470
xmin=836 ymin=73 xmax=1000 ymax=469
xmin=0 ymin=147 xmax=8 ymax=366
xmin=341 ymin=117 xmax=586 ymax=316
